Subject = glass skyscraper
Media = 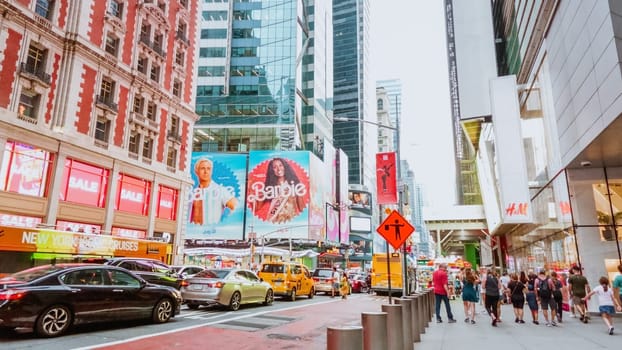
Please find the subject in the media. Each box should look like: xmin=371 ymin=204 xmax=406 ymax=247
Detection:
xmin=193 ymin=0 xmax=333 ymax=154
xmin=333 ymin=0 xmax=374 ymax=186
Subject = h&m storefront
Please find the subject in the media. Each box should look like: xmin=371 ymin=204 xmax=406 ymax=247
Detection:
xmin=507 ymin=167 xmax=622 ymax=286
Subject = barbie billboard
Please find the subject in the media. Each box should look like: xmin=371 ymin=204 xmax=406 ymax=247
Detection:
xmin=246 ymin=151 xmax=311 ymax=239
xmin=186 ymin=153 xmax=247 ymax=240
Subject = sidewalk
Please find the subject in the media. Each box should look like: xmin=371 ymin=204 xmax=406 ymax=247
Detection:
xmin=418 ymin=299 xmax=620 ymax=350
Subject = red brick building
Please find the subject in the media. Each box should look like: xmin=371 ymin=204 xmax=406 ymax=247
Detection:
xmin=0 ymin=0 xmax=199 ymax=271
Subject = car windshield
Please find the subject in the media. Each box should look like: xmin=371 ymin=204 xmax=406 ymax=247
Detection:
xmin=313 ymin=269 xmax=332 ymax=278
xmin=1 ymin=265 xmax=68 ymax=283
xmin=195 ymin=269 xmax=229 ymax=279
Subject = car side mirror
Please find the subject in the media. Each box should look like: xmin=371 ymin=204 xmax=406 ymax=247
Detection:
xmin=139 ymin=280 xmax=147 ymax=288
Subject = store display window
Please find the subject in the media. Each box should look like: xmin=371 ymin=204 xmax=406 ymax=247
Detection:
xmin=115 ymin=173 xmax=151 ymax=215
xmin=111 ymin=226 xmax=147 ymax=239
xmin=0 ymin=213 xmax=42 ymax=228
xmin=157 ymin=185 xmax=178 ymax=220
xmin=0 ymin=140 xmax=53 ymax=197
xmin=60 ymin=159 xmax=109 ymax=207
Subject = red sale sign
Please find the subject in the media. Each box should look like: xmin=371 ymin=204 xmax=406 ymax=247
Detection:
xmin=116 ymin=174 xmax=151 ymax=215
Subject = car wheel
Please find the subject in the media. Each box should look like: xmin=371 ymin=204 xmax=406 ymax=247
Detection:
xmin=308 ymin=287 xmax=315 ymax=299
xmin=187 ymin=303 xmax=200 ymax=310
xmin=152 ymin=298 xmax=174 ymax=323
xmin=35 ymin=305 xmax=72 ymax=338
xmin=289 ymin=288 xmax=297 ymax=301
xmin=229 ymin=291 xmax=242 ymax=311
xmin=264 ymin=289 xmax=274 ymax=306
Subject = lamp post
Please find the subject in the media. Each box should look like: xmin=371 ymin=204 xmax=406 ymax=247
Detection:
xmin=333 ymin=116 xmax=410 ymax=296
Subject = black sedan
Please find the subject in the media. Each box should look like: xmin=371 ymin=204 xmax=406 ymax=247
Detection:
xmin=0 ymin=264 xmax=182 ymax=337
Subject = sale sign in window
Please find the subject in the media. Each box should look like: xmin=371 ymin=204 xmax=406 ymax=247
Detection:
xmin=60 ymin=159 xmax=109 ymax=207
xmin=0 ymin=141 xmax=52 ymax=197
xmin=116 ymin=174 xmax=151 ymax=215
xmin=157 ymin=185 xmax=178 ymax=220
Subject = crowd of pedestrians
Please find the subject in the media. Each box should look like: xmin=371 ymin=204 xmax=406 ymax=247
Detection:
xmin=431 ymin=263 xmax=622 ymax=335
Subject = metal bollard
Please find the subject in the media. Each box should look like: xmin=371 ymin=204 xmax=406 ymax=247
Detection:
xmin=416 ymin=293 xmax=426 ymax=335
xmin=394 ymin=298 xmax=413 ymax=350
xmin=427 ymin=289 xmax=434 ymax=323
xmin=404 ymin=295 xmax=421 ymax=342
xmin=381 ymin=304 xmax=404 ymax=350
xmin=327 ymin=325 xmax=363 ymax=350
xmin=361 ymin=312 xmax=388 ymax=350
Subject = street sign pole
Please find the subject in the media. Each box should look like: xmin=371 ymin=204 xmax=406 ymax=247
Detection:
xmin=386 ymin=241 xmax=392 ymax=304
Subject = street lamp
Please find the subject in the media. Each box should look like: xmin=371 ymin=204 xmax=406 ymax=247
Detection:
xmin=333 ymin=116 xmax=410 ymax=296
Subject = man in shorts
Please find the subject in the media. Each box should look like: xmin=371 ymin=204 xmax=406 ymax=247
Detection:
xmin=568 ymin=265 xmax=591 ymax=323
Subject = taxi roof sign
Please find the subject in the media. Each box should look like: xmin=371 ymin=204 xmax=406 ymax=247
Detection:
xmin=376 ymin=210 xmax=415 ymax=250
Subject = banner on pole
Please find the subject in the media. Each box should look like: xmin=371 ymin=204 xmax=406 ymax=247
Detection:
xmin=376 ymin=152 xmax=397 ymax=205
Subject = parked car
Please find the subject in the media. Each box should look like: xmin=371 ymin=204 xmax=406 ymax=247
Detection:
xmin=104 ymin=258 xmax=183 ymax=289
xmin=169 ymin=265 xmax=205 ymax=279
xmin=311 ymin=268 xmax=333 ymax=294
xmin=257 ymin=262 xmax=315 ymax=301
xmin=349 ymin=274 xmax=369 ymax=293
xmin=312 ymin=268 xmax=352 ymax=295
xmin=181 ymin=268 xmax=273 ymax=311
xmin=0 ymin=264 xmax=182 ymax=337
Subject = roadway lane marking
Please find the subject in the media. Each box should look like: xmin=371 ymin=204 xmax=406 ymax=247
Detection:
xmin=72 ymin=297 xmax=352 ymax=350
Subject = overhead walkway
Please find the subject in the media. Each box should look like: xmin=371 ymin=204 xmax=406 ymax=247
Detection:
xmin=423 ymin=205 xmax=488 ymax=256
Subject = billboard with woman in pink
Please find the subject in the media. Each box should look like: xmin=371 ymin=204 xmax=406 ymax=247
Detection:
xmin=246 ymin=151 xmax=310 ymax=239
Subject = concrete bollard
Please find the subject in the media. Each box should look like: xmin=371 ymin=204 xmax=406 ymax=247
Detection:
xmin=327 ymin=325 xmax=363 ymax=350
xmin=394 ymin=298 xmax=413 ymax=349
xmin=381 ymin=304 xmax=404 ymax=350
xmin=361 ymin=312 xmax=388 ymax=350
xmin=404 ymin=295 xmax=421 ymax=341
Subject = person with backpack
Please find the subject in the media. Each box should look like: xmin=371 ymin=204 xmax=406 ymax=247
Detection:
xmin=584 ymin=276 xmax=622 ymax=335
xmin=550 ymin=271 xmax=564 ymax=323
xmin=536 ymin=270 xmax=557 ymax=326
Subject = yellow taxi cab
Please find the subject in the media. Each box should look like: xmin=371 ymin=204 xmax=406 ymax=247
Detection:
xmin=257 ymin=261 xmax=315 ymax=301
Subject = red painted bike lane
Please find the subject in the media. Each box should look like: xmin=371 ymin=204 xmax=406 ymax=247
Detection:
xmin=98 ymin=295 xmax=387 ymax=350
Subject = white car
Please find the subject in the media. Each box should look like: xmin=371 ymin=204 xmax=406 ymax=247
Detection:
xmin=169 ymin=265 xmax=205 ymax=279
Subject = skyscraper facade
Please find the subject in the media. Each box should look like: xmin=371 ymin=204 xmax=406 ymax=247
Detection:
xmin=332 ymin=0 xmax=375 ymax=187
xmin=193 ymin=0 xmax=333 ymax=155
xmin=376 ymin=79 xmax=401 ymax=152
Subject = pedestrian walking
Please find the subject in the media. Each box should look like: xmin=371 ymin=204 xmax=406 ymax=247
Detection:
xmin=484 ymin=269 xmax=502 ymax=327
xmin=479 ymin=267 xmax=487 ymax=314
xmin=330 ymin=266 xmax=340 ymax=298
xmin=507 ymin=273 xmax=526 ymax=323
xmin=500 ymin=271 xmax=511 ymax=304
xmin=433 ymin=263 xmax=457 ymax=323
xmin=536 ymin=270 xmax=557 ymax=326
xmin=550 ymin=271 xmax=564 ymax=323
xmin=461 ymin=268 xmax=480 ymax=324
xmin=339 ymin=272 xmax=349 ymax=299
xmin=568 ymin=265 xmax=591 ymax=323
xmin=613 ymin=264 xmax=622 ymax=306
xmin=525 ymin=272 xmax=540 ymax=324
xmin=584 ymin=276 xmax=622 ymax=335
xmin=567 ymin=269 xmax=577 ymax=318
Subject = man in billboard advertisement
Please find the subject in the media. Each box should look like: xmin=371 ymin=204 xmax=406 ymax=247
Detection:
xmin=247 ymin=151 xmax=310 ymax=239
xmin=187 ymin=153 xmax=246 ymax=239
xmin=349 ymin=190 xmax=372 ymax=215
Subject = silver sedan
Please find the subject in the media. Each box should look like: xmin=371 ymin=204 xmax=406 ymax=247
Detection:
xmin=181 ymin=268 xmax=274 ymax=311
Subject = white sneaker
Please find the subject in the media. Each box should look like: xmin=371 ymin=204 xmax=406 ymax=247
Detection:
xmin=570 ymin=314 xmax=576 ymax=318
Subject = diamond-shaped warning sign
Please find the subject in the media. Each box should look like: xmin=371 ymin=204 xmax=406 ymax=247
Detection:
xmin=377 ymin=210 xmax=415 ymax=250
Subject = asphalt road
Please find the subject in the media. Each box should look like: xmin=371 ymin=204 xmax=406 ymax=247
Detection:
xmin=0 ymin=293 xmax=343 ymax=350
